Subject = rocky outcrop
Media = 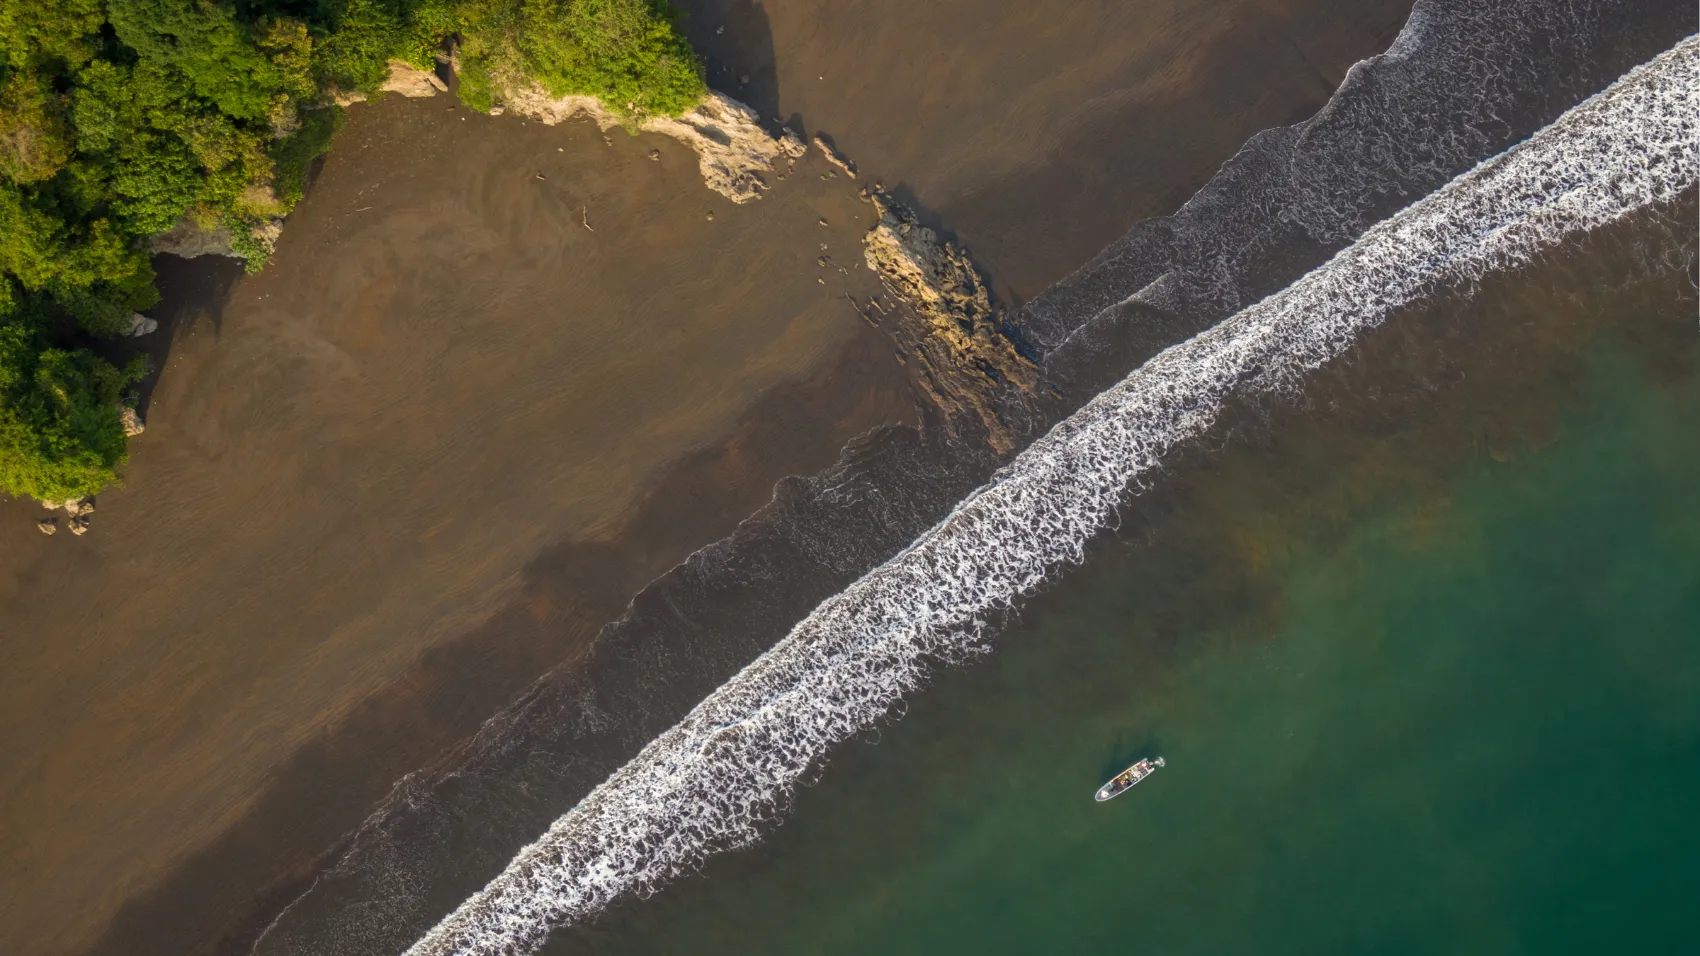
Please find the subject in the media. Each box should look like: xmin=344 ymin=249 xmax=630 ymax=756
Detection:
xmin=382 ymin=59 xmax=449 ymax=98
xmin=812 ymin=134 xmax=856 ymax=179
xmin=860 ymin=190 xmax=1040 ymax=452
xmin=342 ymin=59 xmax=809 ymax=204
xmin=498 ymin=86 xmax=806 ymax=203
xmin=39 ymin=495 xmax=95 ymax=534
xmin=647 ymin=94 xmax=808 ymax=201
xmin=41 ymin=496 xmax=95 ymax=516
xmin=41 ymin=497 xmax=94 ymax=534
xmin=119 ymin=406 xmax=145 ymax=437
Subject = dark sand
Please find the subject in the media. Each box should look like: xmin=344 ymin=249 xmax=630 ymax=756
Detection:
xmin=684 ymin=0 xmax=1412 ymax=299
xmin=0 ymin=96 xmax=912 ymax=956
xmin=0 ymin=2 xmax=1410 ymax=954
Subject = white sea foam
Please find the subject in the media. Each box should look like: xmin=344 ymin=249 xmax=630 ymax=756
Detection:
xmin=407 ymin=37 xmax=1698 ymax=956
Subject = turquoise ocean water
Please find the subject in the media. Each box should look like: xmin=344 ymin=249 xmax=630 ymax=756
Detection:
xmin=557 ymin=210 xmax=1699 ymax=954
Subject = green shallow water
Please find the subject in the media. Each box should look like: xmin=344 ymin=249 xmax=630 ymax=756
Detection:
xmin=562 ymin=234 xmax=1700 ymax=954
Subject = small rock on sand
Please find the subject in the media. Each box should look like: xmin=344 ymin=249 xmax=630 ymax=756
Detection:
xmin=69 ymin=515 xmax=91 ymax=536
xmin=37 ymin=518 xmax=56 ymax=536
xmin=128 ymin=313 xmax=159 ymax=337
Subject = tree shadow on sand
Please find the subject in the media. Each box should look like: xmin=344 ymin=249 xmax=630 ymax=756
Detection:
xmin=675 ymin=0 xmax=781 ymax=122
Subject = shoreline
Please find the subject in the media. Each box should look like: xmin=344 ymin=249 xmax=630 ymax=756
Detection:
xmin=562 ymin=193 xmax=1698 ymax=954
xmin=247 ymin=4 xmax=1696 ymax=954
xmin=6 ymin=1 xmax=1428 ymax=954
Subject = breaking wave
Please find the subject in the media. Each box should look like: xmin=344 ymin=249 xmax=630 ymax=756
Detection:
xmin=406 ymin=35 xmax=1698 ymax=956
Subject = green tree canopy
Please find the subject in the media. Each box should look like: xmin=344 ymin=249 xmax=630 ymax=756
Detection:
xmin=0 ymin=0 xmax=704 ymax=502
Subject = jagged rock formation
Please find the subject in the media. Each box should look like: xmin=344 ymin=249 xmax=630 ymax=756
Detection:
xmin=40 ymin=496 xmax=96 ymax=533
xmin=383 ymin=60 xmax=449 ymax=97
xmin=860 ymin=191 xmax=1040 ymax=452
xmin=118 ymin=406 xmax=145 ymax=437
xmin=499 ymin=86 xmax=806 ymax=203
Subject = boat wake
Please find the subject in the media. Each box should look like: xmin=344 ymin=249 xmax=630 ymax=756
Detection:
xmin=405 ymin=35 xmax=1699 ymax=956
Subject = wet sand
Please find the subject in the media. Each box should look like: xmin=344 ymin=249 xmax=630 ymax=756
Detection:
xmin=0 ymin=2 xmax=1410 ymax=954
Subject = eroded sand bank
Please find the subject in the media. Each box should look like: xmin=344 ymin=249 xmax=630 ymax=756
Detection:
xmin=0 ymin=1 xmax=1411 ymax=954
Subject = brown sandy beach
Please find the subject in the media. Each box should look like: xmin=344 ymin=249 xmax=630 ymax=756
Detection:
xmin=0 ymin=94 xmax=914 ymax=956
xmin=0 ymin=2 xmax=1410 ymax=954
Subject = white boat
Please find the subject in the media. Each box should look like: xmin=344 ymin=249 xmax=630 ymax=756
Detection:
xmin=1094 ymin=756 xmax=1165 ymax=801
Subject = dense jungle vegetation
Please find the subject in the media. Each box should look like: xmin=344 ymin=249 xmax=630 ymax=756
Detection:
xmin=0 ymin=0 xmax=703 ymax=502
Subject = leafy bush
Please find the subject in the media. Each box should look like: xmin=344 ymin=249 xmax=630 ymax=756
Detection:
xmin=452 ymin=0 xmax=706 ymax=118
xmin=310 ymin=0 xmax=414 ymax=94
xmin=0 ymin=0 xmax=704 ymax=501
xmin=0 ymin=279 xmax=149 ymax=500
xmin=272 ymin=103 xmax=345 ymax=208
